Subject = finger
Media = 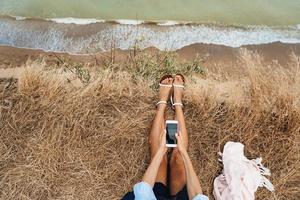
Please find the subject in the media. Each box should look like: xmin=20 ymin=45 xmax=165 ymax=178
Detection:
xmin=162 ymin=130 xmax=166 ymax=140
xmin=160 ymin=129 xmax=165 ymax=137
xmin=162 ymin=130 xmax=166 ymax=137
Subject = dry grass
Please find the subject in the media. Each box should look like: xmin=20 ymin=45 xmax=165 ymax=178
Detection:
xmin=0 ymin=50 xmax=299 ymax=200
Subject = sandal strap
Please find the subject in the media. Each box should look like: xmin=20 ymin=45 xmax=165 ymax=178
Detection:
xmin=156 ymin=101 xmax=167 ymax=106
xmin=170 ymin=96 xmax=183 ymax=109
xmin=173 ymin=84 xmax=185 ymax=88
xmin=173 ymin=102 xmax=183 ymax=107
xmin=159 ymin=83 xmax=173 ymax=87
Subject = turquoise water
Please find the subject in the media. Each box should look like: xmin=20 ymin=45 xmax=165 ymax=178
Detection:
xmin=0 ymin=0 xmax=300 ymax=26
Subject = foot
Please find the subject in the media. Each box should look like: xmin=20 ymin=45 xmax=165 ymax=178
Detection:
xmin=173 ymin=75 xmax=184 ymax=104
xmin=158 ymin=76 xmax=173 ymax=109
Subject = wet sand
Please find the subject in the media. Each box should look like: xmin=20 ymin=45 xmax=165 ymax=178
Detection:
xmin=177 ymin=42 xmax=300 ymax=65
xmin=0 ymin=42 xmax=300 ymax=78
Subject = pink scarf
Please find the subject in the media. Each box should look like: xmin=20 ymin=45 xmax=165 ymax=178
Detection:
xmin=213 ymin=142 xmax=274 ymax=200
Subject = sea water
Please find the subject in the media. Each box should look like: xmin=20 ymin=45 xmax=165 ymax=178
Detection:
xmin=0 ymin=0 xmax=300 ymax=53
xmin=1 ymin=0 xmax=300 ymax=26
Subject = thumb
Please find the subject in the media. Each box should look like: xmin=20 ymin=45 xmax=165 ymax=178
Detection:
xmin=163 ymin=129 xmax=166 ymax=135
xmin=161 ymin=130 xmax=166 ymax=139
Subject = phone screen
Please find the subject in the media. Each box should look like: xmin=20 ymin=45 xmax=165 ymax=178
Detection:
xmin=166 ymin=123 xmax=177 ymax=145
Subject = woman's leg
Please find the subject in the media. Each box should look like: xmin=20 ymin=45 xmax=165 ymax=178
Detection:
xmin=170 ymin=75 xmax=188 ymax=195
xmin=149 ymin=77 xmax=173 ymax=185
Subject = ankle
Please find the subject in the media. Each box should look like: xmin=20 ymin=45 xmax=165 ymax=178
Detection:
xmin=173 ymin=98 xmax=182 ymax=104
xmin=157 ymin=103 xmax=167 ymax=111
xmin=174 ymin=105 xmax=183 ymax=112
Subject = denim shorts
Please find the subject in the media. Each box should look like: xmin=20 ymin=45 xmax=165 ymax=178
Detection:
xmin=121 ymin=182 xmax=189 ymax=200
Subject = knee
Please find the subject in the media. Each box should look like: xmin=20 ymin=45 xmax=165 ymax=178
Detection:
xmin=170 ymin=150 xmax=186 ymax=186
xmin=171 ymin=149 xmax=184 ymax=167
xmin=149 ymin=138 xmax=157 ymax=150
xmin=161 ymin=155 xmax=168 ymax=166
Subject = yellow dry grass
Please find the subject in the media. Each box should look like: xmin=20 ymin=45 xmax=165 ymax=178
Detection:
xmin=0 ymin=50 xmax=299 ymax=200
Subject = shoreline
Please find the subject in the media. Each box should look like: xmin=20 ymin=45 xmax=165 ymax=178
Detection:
xmin=7 ymin=15 xmax=300 ymax=27
xmin=1 ymin=16 xmax=300 ymax=54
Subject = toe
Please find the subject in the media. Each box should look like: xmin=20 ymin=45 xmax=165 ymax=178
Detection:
xmin=175 ymin=75 xmax=183 ymax=84
xmin=162 ymin=78 xmax=168 ymax=84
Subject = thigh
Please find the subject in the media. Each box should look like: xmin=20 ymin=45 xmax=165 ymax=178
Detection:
xmin=170 ymin=149 xmax=187 ymax=195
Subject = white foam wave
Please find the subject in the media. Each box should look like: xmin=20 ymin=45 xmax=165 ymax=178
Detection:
xmin=103 ymin=25 xmax=300 ymax=50
xmin=157 ymin=21 xmax=181 ymax=26
xmin=0 ymin=18 xmax=300 ymax=54
xmin=50 ymin=17 xmax=105 ymax=25
xmin=4 ymin=15 xmax=300 ymax=29
xmin=113 ymin=19 xmax=144 ymax=25
xmin=15 ymin=16 xmax=27 ymax=21
xmin=50 ymin=18 xmax=187 ymax=26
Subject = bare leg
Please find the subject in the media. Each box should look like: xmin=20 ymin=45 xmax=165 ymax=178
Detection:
xmin=149 ymin=77 xmax=173 ymax=185
xmin=170 ymin=75 xmax=188 ymax=195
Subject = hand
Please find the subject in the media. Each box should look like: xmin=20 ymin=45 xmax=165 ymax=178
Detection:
xmin=175 ymin=131 xmax=186 ymax=154
xmin=158 ymin=130 xmax=167 ymax=153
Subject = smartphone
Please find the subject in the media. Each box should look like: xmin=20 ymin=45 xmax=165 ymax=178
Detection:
xmin=165 ymin=120 xmax=178 ymax=147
